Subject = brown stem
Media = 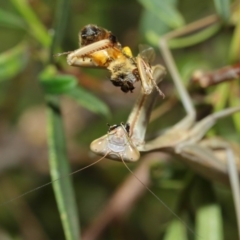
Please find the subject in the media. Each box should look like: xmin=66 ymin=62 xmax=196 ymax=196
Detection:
xmin=192 ymin=62 xmax=240 ymax=87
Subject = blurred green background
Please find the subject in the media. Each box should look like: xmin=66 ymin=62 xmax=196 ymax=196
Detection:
xmin=0 ymin=0 xmax=239 ymax=239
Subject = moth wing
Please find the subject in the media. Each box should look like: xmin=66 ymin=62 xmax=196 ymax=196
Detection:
xmin=137 ymin=56 xmax=154 ymax=95
xmin=138 ymin=44 xmax=155 ymax=64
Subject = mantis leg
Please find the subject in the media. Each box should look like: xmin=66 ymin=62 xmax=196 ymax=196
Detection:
xmin=127 ymin=64 xmax=166 ymax=145
xmin=158 ymin=14 xmax=219 ymax=130
xmin=199 ymin=138 xmax=240 ymax=238
xmin=175 ymin=143 xmax=228 ymax=183
xmin=226 ymin=146 xmax=240 ymax=239
xmin=177 ymin=106 xmax=240 ymax=147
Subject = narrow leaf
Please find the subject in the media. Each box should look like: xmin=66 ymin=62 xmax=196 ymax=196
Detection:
xmin=41 ymin=75 xmax=77 ymax=94
xmin=168 ymin=24 xmax=221 ymax=49
xmin=10 ymin=0 xmax=51 ymax=47
xmin=140 ymin=9 xmax=170 ymax=46
xmin=0 ymin=9 xmax=26 ymax=29
xmin=66 ymin=87 xmax=110 ymax=118
xmin=228 ymin=6 xmax=240 ymax=63
xmin=164 ymin=219 xmax=187 ymax=240
xmin=46 ymin=96 xmax=80 ymax=240
xmin=229 ymin=81 xmax=240 ymax=133
xmin=213 ymin=82 xmax=230 ymax=111
xmin=49 ymin=0 xmax=70 ymax=61
xmin=0 ymin=41 xmax=29 ymax=81
xmin=213 ymin=0 xmax=231 ymax=22
xmin=196 ymin=204 xmax=223 ymax=240
xmin=39 ymin=66 xmax=78 ymax=94
xmin=138 ymin=0 xmax=185 ymax=29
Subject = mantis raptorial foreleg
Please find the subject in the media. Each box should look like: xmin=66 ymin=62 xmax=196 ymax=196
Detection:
xmin=126 ymin=64 xmax=166 ymax=146
xmin=90 ymin=64 xmax=166 ymax=162
xmin=59 ymin=24 xmax=166 ymax=95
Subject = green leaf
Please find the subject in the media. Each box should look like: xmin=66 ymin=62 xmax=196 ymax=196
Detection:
xmin=0 ymin=41 xmax=29 ymax=82
xmin=49 ymin=0 xmax=70 ymax=62
xmin=196 ymin=204 xmax=223 ymax=240
xmin=41 ymin=75 xmax=78 ymax=94
xmin=213 ymin=0 xmax=231 ymax=22
xmin=164 ymin=219 xmax=187 ymax=240
xmin=140 ymin=9 xmax=170 ymax=46
xmin=0 ymin=9 xmax=26 ymax=29
xmin=229 ymin=81 xmax=240 ymax=133
xmin=228 ymin=6 xmax=240 ymax=63
xmin=213 ymin=82 xmax=230 ymax=111
xmin=66 ymin=87 xmax=110 ymax=118
xmin=138 ymin=0 xmax=185 ymax=29
xmin=39 ymin=66 xmax=110 ymax=117
xmin=10 ymin=0 xmax=51 ymax=47
xmin=46 ymin=96 xmax=80 ymax=240
xmin=168 ymin=23 xmax=221 ymax=49
xmin=39 ymin=66 xmax=78 ymax=94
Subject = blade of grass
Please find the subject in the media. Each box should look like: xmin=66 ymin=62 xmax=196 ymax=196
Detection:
xmin=49 ymin=0 xmax=70 ymax=62
xmin=213 ymin=82 xmax=230 ymax=111
xmin=39 ymin=65 xmax=77 ymax=94
xmin=46 ymin=95 xmax=80 ymax=240
xmin=229 ymin=81 xmax=240 ymax=133
xmin=163 ymin=219 xmax=187 ymax=240
xmin=228 ymin=5 xmax=240 ymax=63
xmin=0 ymin=9 xmax=26 ymax=29
xmin=66 ymin=87 xmax=110 ymax=118
xmin=44 ymin=0 xmax=80 ymax=239
xmin=196 ymin=204 xmax=223 ymax=240
xmin=140 ymin=9 xmax=170 ymax=46
xmin=10 ymin=0 xmax=51 ymax=47
xmin=213 ymin=0 xmax=230 ymax=22
xmin=168 ymin=23 xmax=221 ymax=49
xmin=138 ymin=0 xmax=185 ymax=29
xmin=0 ymin=41 xmax=29 ymax=81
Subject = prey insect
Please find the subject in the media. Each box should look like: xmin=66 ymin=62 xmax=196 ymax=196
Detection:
xmin=57 ymin=24 xmax=164 ymax=96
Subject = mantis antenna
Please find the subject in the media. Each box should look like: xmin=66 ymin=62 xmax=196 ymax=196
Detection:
xmin=0 ymin=153 xmax=108 ymax=207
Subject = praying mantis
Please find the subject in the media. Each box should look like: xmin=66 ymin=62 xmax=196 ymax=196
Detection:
xmin=59 ymin=8 xmax=240 ymax=238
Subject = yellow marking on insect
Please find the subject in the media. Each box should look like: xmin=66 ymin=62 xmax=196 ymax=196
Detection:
xmin=122 ymin=46 xmax=133 ymax=58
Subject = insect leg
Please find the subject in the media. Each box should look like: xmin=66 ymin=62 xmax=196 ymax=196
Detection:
xmin=199 ymin=138 xmax=240 ymax=238
xmin=67 ymin=39 xmax=112 ymax=66
xmin=159 ymin=15 xmax=219 ymax=129
xmin=179 ymin=106 xmax=240 ymax=146
xmin=127 ymin=65 xmax=166 ymax=145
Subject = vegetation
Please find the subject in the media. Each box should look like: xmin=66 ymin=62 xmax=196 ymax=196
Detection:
xmin=0 ymin=0 xmax=239 ymax=239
